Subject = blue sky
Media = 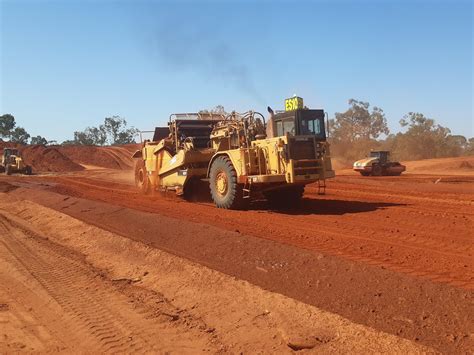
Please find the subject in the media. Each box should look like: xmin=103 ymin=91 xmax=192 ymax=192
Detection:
xmin=1 ymin=0 xmax=472 ymax=142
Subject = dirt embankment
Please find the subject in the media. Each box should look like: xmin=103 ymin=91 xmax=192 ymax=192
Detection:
xmin=58 ymin=145 xmax=136 ymax=170
xmin=0 ymin=191 xmax=428 ymax=353
xmin=22 ymin=145 xmax=84 ymax=172
xmin=1 ymin=172 xmax=472 ymax=353
xmin=404 ymin=155 xmax=474 ymax=175
xmin=336 ymin=154 xmax=474 ymax=176
xmin=0 ymin=142 xmax=137 ymax=173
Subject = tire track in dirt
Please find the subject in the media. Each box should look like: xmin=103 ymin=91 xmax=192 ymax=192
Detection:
xmin=9 ymin=186 xmax=472 ymax=353
xmin=101 ymin=147 xmax=134 ymax=170
xmin=44 ymin=175 xmax=473 ymax=290
xmin=0 ymin=212 xmax=215 ymax=353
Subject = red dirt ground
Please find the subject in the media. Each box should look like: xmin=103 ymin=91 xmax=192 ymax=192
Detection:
xmin=1 ymin=145 xmax=472 ymax=352
xmin=44 ymin=172 xmax=473 ymax=291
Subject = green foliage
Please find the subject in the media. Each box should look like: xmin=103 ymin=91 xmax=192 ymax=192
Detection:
xmin=329 ymin=99 xmax=389 ymax=162
xmin=103 ymin=116 xmax=138 ymax=145
xmin=30 ymin=135 xmax=49 ymax=146
xmin=61 ymin=140 xmax=77 ymax=145
xmin=10 ymin=127 xmax=31 ymax=144
xmin=387 ymin=112 xmax=463 ymax=160
xmin=329 ymin=102 xmax=470 ymax=164
xmin=465 ymin=138 xmax=474 ymax=155
xmin=330 ymin=99 xmax=389 ymax=142
xmin=70 ymin=116 xmax=138 ymax=146
xmin=0 ymin=114 xmax=16 ymax=138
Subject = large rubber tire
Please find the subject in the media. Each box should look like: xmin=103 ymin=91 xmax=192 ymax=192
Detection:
xmin=209 ymin=156 xmax=246 ymax=209
xmin=134 ymin=160 xmax=151 ymax=194
xmin=371 ymin=164 xmax=383 ymax=176
xmin=264 ymin=185 xmax=304 ymax=209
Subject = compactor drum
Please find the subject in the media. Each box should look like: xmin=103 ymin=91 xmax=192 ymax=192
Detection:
xmin=133 ymin=98 xmax=335 ymax=209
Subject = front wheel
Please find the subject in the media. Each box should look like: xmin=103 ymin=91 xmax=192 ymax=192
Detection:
xmin=134 ymin=160 xmax=151 ymax=194
xmin=209 ymin=156 xmax=246 ymax=209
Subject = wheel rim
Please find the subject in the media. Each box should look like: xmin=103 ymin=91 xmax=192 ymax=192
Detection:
xmin=215 ymin=171 xmax=228 ymax=196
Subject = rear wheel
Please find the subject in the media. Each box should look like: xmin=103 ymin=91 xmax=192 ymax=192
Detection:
xmin=264 ymin=185 xmax=304 ymax=208
xmin=134 ymin=160 xmax=151 ymax=194
xmin=209 ymin=156 xmax=246 ymax=209
xmin=371 ymin=164 xmax=382 ymax=176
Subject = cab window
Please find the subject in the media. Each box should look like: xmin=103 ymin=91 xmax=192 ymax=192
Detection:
xmin=300 ymin=117 xmax=321 ymax=135
xmin=298 ymin=111 xmax=325 ymax=139
xmin=276 ymin=119 xmax=295 ymax=136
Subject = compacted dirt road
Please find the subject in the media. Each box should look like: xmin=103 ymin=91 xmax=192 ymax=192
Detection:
xmin=0 ymin=166 xmax=472 ymax=352
xmin=48 ymin=170 xmax=474 ymax=290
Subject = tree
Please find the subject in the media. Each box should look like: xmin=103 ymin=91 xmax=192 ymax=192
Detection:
xmin=85 ymin=126 xmax=107 ymax=146
xmin=465 ymin=138 xmax=474 ymax=155
xmin=445 ymin=135 xmax=468 ymax=157
xmin=30 ymin=135 xmax=49 ymax=145
xmin=10 ymin=127 xmax=30 ymax=144
xmin=114 ymin=129 xmax=139 ymax=145
xmin=328 ymin=99 xmax=389 ymax=162
xmin=0 ymin=114 xmax=16 ymax=138
xmin=73 ymin=130 xmax=96 ymax=145
xmin=70 ymin=116 xmax=137 ymax=146
xmin=103 ymin=116 xmax=124 ymax=144
xmin=102 ymin=116 xmax=137 ymax=145
xmin=331 ymin=99 xmax=389 ymax=142
xmin=387 ymin=112 xmax=468 ymax=160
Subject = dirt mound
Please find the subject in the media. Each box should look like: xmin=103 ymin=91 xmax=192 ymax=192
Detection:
xmin=0 ymin=142 xmax=84 ymax=173
xmin=1 ymin=142 xmax=138 ymax=172
xmin=404 ymin=156 xmax=474 ymax=175
xmin=22 ymin=145 xmax=84 ymax=173
xmin=58 ymin=145 xmax=136 ymax=170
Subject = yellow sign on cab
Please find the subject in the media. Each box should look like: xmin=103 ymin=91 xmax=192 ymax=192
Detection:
xmin=285 ymin=97 xmax=304 ymax=111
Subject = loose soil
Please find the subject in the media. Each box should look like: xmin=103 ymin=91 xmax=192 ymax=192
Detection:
xmin=1 ymin=143 xmax=137 ymax=173
xmin=0 ymin=194 xmax=428 ymax=353
xmin=0 ymin=148 xmax=472 ymax=352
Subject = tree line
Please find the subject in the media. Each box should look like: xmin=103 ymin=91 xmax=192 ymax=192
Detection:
xmin=0 ymin=114 xmax=137 ymax=146
xmin=328 ymin=99 xmax=473 ymax=162
xmin=1 ymin=103 xmax=472 ymax=161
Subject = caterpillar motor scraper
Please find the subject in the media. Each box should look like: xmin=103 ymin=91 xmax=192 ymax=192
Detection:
xmin=132 ymin=97 xmax=335 ymax=209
